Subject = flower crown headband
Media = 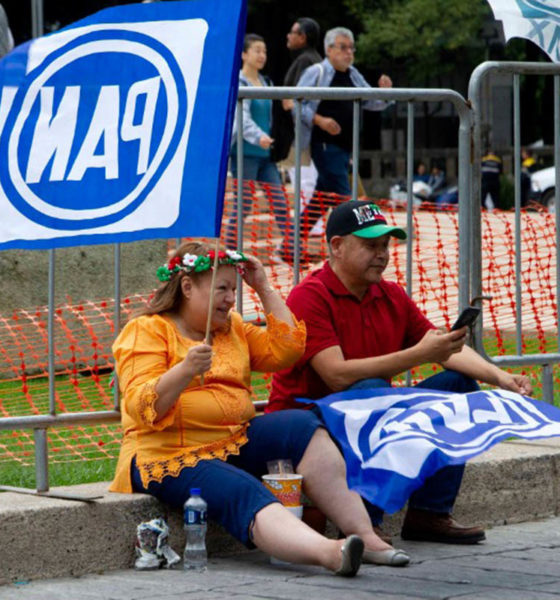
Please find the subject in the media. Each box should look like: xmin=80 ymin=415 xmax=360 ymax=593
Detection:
xmin=156 ymin=249 xmax=248 ymax=282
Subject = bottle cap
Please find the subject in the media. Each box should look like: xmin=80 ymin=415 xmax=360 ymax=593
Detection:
xmin=190 ymin=488 xmax=201 ymax=495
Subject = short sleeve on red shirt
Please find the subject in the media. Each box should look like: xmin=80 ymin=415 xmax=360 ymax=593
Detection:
xmin=287 ymin=277 xmax=341 ymax=365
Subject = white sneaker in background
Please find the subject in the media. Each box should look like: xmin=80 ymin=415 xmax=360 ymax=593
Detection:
xmin=310 ymin=216 xmax=325 ymax=237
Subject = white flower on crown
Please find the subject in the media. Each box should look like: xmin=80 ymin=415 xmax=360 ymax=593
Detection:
xmin=226 ymin=250 xmax=243 ymax=261
xmin=182 ymin=253 xmax=198 ymax=268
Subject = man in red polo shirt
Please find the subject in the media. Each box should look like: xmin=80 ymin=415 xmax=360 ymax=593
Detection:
xmin=268 ymin=200 xmax=532 ymax=545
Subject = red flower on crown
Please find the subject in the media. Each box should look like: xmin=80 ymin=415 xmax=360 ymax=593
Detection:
xmin=207 ymin=250 xmax=228 ymax=261
xmin=168 ymin=256 xmax=182 ymax=270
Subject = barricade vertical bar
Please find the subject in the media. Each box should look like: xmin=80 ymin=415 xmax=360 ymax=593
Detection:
xmin=351 ymin=100 xmax=360 ymax=201
xmin=40 ymin=247 xmax=55 ymax=491
xmin=236 ymin=98 xmax=244 ymax=314
xmin=39 ymin=0 xmax=52 ymax=491
xmin=555 ymin=75 xmax=560 ymax=351
xmin=457 ymin=98 xmax=471 ymax=313
xmin=113 ymin=243 xmax=121 ymax=411
xmin=468 ymin=69 xmax=484 ymax=338
xmin=405 ymin=102 xmax=414 ymax=298
xmin=542 ymin=364 xmax=553 ymax=404
xmin=31 ymin=0 xmax=44 ymax=38
xmin=34 ymin=428 xmax=49 ymax=492
xmin=293 ymin=99 xmax=302 ymax=282
xmin=406 ymin=102 xmax=414 ymax=387
xmin=513 ymin=73 xmax=522 ymax=354
xmin=48 ymin=249 xmax=55 ymax=417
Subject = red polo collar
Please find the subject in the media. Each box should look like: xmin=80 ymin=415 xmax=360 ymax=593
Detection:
xmin=316 ymin=261 xmax=383 ymax=301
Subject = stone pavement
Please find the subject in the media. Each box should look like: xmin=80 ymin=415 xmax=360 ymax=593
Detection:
xmin=4 ymin=438 xmax=560 ymax=586
xmin=3 ymin=516 xmax=560 ymax=600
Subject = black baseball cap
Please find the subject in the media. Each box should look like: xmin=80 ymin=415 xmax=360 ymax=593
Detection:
xmin=326 ymin=201 xmax=407 ymax=242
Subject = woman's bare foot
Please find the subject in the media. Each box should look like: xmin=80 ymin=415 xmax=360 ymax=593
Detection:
xmin=363 ymin=531 xmax=393 ymax=553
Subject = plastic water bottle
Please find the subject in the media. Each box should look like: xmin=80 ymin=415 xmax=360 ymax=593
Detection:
xmin=183 ymin=488 xmax=208 ymax=571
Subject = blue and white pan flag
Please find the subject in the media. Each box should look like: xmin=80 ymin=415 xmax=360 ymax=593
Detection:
xmin=0 ymin=0 xmax=246 ymax=250
xmin=487 ymin=0 xmax=560 ymax=62
xmin=302 ymin=387 xmax=560 ymax=513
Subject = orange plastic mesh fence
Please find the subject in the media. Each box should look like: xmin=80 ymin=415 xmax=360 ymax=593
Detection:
xmin=0 ymin=179 xmax=558 ymax=467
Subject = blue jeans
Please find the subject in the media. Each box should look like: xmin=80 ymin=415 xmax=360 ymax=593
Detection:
xmin=131 ymin=410 xmax=322 ymax=546
xmin=228 ymin=155 xmax=293 ymax=251
xmin=348 ymin=370 xmax=480 ymax=525
xmin=299 ymin=142 xmax=351 ymax=239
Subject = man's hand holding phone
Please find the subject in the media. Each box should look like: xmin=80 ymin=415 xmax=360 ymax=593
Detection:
xmin=416 ymin=328 xmax=467 ymax=364
xmin=451 ymin=307 xmax=481 ymax=331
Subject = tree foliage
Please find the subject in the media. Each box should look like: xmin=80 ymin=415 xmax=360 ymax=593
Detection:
xmin=345 ymin=0 xmax=490 ymax=83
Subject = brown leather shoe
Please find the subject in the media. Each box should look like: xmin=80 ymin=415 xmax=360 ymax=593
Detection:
xmin=373 ymin=525 xmax=392 ymax=545
xmin=401 ymin=509 xmax=486 ymax=544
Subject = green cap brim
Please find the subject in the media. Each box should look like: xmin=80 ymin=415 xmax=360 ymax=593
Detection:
xmin=353 ymin=224 xmax=407 ymax=240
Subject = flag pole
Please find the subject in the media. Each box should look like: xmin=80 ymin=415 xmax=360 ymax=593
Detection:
xmin=201 ymin=238 xmax=221 ymax=384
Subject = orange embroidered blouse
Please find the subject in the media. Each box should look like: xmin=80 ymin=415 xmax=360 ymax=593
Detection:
xmin=110 ymin=311 xmax=306 ymax=493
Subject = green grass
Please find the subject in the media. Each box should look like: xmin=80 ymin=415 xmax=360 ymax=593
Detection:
xmin=1 ymin=333 xmax=559 ymax=490
xmin=1 ymin=458 xmax=118 ymax=489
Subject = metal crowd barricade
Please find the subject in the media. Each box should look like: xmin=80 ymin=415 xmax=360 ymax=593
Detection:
xmin=238 ymin=86 xmax=474 ymax=310
xmin=0 ymin=245 xmax=122 ymax=501
xmin=469 ymin=62 xmax=560 ymax=403
xmin=0 ymin=85 xmax=472 ymax=496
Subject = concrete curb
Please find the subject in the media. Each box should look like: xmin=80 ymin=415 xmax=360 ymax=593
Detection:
xmin=1 ymin=437 xmax=560 ymax=585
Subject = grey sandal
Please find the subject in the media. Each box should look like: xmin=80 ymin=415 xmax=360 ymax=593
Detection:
xmin=363 ymin=548 xmax=410 ymax=566
xmin=335 ymin=535 xmax=364 ymax=577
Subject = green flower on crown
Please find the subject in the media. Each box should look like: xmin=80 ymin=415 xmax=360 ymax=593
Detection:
xmin=193 ymin=256 xmax=211 ymax=272
xmin=156 ymin=265 xmax=172 ymax=282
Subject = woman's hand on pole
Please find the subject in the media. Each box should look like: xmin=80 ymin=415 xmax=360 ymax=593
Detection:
xmin=183 ymin=344 xmax=213 ymax=379
xmin=153 ymin=344 xmax=212 ymax=421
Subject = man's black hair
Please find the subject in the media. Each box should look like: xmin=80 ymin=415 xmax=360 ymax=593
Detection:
xmin=296 ymin=17 xmax=320 ymax=50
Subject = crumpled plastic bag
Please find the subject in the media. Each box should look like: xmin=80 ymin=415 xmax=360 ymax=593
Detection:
xmin=135 ymin=517 xmax=180 ymax=570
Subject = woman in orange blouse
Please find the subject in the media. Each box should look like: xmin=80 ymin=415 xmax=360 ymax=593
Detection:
xmin=111 ymin=241 xmax=398 ymax=576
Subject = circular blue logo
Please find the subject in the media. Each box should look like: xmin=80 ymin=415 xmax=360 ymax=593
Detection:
xmin=0 ymin=29 xmax=187 ymax=230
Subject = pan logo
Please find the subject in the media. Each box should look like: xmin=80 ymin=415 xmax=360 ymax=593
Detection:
xmin=0 ymin=29 xmax=187 ymax=230
xmin=516 ymin=0 xmax=560 ymax=23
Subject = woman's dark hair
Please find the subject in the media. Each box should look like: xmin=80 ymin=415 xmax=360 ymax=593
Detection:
xmin=296 ymin=17 xmax=320 ymax=50
xmin=243 ymin=33 xmax=265 ymax=52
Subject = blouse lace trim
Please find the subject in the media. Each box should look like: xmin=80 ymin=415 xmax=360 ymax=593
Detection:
xmin=137 ymin=424 xmax=250 ymax=487
xmin=137 ymin=378 xmax=176 ymax=430
xmin=266 ymin=313 xmax=306 ymax=346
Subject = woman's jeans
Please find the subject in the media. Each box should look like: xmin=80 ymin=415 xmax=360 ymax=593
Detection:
xmin=348 ymin=370 xmax=480 ymax=526
xmin=228 ymin=155 xmax=293 ymax=252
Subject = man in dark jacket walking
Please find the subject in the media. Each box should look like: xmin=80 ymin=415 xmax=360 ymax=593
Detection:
xmin=281 ymin=18 xmax=324 ymax=251
xmin=284 ymin=18 xmax=322 ymax=92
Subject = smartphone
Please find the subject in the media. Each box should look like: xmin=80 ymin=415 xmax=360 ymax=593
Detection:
xmin=451 ymin=306 xmax=481 ymax=331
